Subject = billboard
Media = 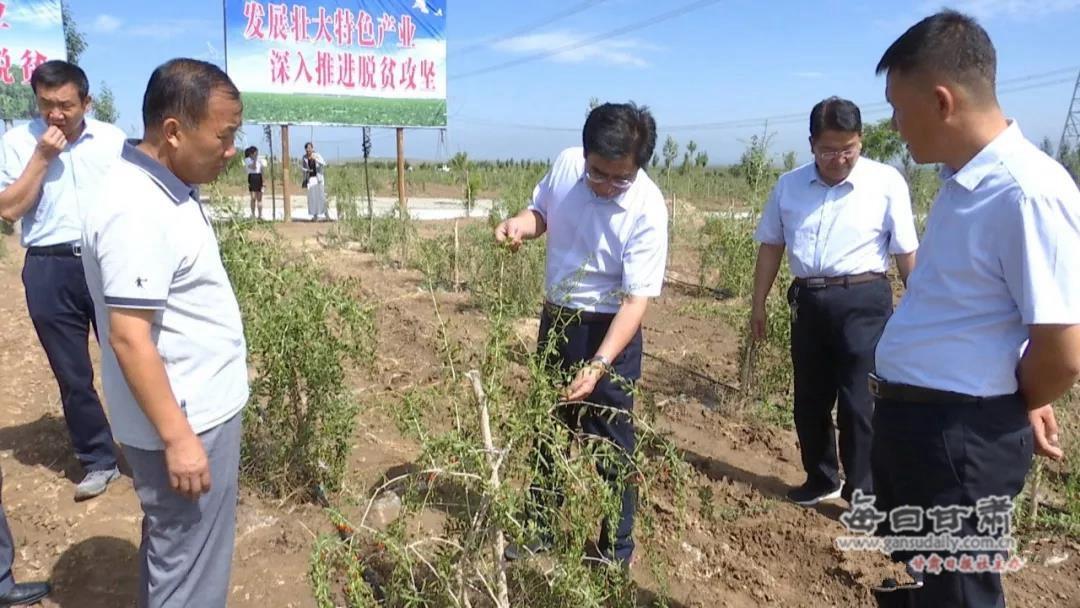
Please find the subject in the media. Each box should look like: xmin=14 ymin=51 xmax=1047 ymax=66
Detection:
xmin=224 ymin=0 xmax=447 ymax=127
xmin=0 ymin=0 xmax=67 ymax=120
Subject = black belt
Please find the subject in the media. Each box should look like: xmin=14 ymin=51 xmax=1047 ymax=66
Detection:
xmin=868 ymin=373 xmax=1008 ymax=405
xmin=794 ymin=271 xmax=886 ymax=289
xmin=543 ymin=302 xmax=615 ymax=324
xmin=27 ymin=243 xmax=82 ymax=257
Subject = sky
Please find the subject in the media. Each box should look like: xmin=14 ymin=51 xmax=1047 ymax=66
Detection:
xmin=47 ymin=0 xmax=1080 ymax=164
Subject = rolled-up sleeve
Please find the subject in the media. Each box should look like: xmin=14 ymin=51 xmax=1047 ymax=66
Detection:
xmin=1000 ymin=192 xmax=1080 ymax=325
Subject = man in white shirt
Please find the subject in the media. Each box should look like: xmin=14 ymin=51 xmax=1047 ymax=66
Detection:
xmin=82 ymin=58 xmax=248 ymax=607
xmin=0 ymin=60 xmax=126 ymax=501
xmin=494 ymin=102 xmax=668 ymax=567
xmin=872 ymin=11 xmax=1080 ymax=607
xmin=751 ymin=98 xmax=918 ymax=508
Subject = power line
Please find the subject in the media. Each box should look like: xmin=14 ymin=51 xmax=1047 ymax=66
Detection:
xmin=451 ymin=0 xmax=726 ymax=80
xmin=453 ymin=67 xmax=1079 ymax=133
xmin=456 ymin=0 xmax=615 ymax=56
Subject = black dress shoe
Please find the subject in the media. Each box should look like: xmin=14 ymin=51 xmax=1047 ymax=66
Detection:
xmin=0 ymin=582 xmax=51 ymax=606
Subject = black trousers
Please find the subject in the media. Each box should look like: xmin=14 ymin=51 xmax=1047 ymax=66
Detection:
xmin=789 ymin=278 xmax=892 ymax=497
xmin=22 ymin=251 xmax=117 ymax=473
xmin=530 ymin=305 xmax=641 ymax=563
xmin=872 ymin=393 xmax=1033 ymax=608
xmin=0 ymin=467 xmax=13 ymax=594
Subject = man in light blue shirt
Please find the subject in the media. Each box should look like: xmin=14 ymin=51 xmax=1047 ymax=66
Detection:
xmin=872 ymin=11 xmax=1080 ymax=607
xmin=751 ymin=97 xmax=918 ymax=509
xmin=494 ymin=102 xmax=668 ymax=567
xmin=0 ymin=60 xmax=125 ymax=501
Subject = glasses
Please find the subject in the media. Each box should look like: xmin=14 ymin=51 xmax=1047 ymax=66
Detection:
xmin=816 ymin=145 xmax=861 ymax=161
xmin=584 ymin=167 xmax=636 ymax=189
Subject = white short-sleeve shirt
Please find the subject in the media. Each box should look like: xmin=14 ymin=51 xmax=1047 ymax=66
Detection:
xmin=528 ymin=147 xmax=669 ymax=313
xmin=82 ymin=141 xmax=249 ymax=450
xmin=876 ymin=122 xmax=1080 ymax=396
xmin=754 ymin=157 xmax=918 ymax=278
xmin=0 ymin=118 xmax=126 ymax=247
xmin=244 ymin=156 xmax=265 ymax=174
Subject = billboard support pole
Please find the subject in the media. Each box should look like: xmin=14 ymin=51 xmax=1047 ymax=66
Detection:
xmin=281 ymin=124 xmax=292 ymax=222
xmin=265 ymin=124 xmax=277 ymax=221
xmin=396 ymin=127 xmax=406 ymax=214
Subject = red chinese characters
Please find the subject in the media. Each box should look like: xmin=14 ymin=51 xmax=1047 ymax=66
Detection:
xmin=315 ymin=51 xmax=335 ymax=87
xmin=398 ymin=57 xmax=417 ymax=90
xmin=243 ymin=0 xmax=266 ymax=40
xmin=291 ymin=4 xmax=311 ymax=42
xmin=397 ymin=15 xmax=416 ymax=48
xmin=311 ymin=7 xmax=333 ymax=44
xmin=358 ymin=54 xmax=376 ymax=89
xmin=20 ymin=50 xmax=46 ymax=84
xmin=0 ymin=48 xmax=13 ymax=85
xmin=267 ymin=2 xmax=291 ymax=41
xmin=294 ymin=51 xmax=313 ymax=83
xmin=420 ymin=60 xmax=437 ymax=91
xmin=357 ymin=10 xmax=376 ymax=48
xmin=336 ymin=52 xmax=356 ymax=88
xmin=270 ymin=49 xmax=290 ymax=84
xmin=333 ymin=8 xmax=356 ymax=47
xmin=379 ymin=57 xmax=396 ymax=90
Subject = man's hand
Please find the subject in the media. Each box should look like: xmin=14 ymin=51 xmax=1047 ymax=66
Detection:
xmin=750 ymin=305 xmax=767 ymax=341
xmin=164 ymin=430 xmax=212 ymax=500
xmin=563 ymin=363 xmax=606 ymax=402
xmin=1029 ymin=404 xmax=1064 ymax=461
xmin=35 ymin=126 xmax=67 ymax=161
xmin=494 ymin=217 xmax=527 ymax=252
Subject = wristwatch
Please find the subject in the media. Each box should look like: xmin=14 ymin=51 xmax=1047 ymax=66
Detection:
xmin=587 ymin=354 xmax=612 ymax=372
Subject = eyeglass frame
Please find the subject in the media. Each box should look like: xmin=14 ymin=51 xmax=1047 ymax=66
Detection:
xmin=814 ymin=143 xmax=862 ymax=162
xmin=583 ymin=166 xmax=637 ymax=190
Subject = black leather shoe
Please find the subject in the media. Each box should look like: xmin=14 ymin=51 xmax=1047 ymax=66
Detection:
xmin=0 ymin=582 xmax=51 ymax=606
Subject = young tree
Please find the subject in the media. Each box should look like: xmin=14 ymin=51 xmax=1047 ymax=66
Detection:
xmin=783 ymin=151 xmax=797 ymax=172
xmin=662 ymin=136 xmax=679 ymax=174
xmin=861 ymin=118 xmax=905 ymax=164
xmin=1039 ymin=136 xmax=1055 ymax=157
xmin=63 ymin=1 xmax=87 ymax=65
xmin=93 ymin=82 xmax=118 ymax=123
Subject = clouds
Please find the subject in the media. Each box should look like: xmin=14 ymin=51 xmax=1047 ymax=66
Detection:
xmin=491 ymin=30 xmax=660 ymax=68
xmin=89 ymin=14 xmax=122 ymax=33
xmin=88 ymin=13 xmax=214 ymax=39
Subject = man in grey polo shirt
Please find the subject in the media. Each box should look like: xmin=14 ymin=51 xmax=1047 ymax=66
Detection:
xmin=81 ymin=58 xmax=246 ymax=607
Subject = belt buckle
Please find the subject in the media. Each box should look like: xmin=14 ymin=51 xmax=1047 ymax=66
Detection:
xmin=867 ymin=373 xmax=882 ymax=398
xmin=806 ymin=277 xmax=827 ymax=288
xmin=71 ymin=243 xmax=82 ymax=257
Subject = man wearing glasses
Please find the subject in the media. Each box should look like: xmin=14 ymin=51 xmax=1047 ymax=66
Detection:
xmin=494 ymin=102 xmax=667 ymax=567
xmin=750 ymin=97 xmax=918 ymax=507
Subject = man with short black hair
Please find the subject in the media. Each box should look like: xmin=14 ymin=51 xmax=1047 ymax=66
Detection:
xmin=495 ymin=102 xmax=668 ymax=566
xmin=872 ymin=11 xmax=1080 ymax=607
xmin=0 ymin=59 xmax=125 ymax=501
xmin=82 ymin=58 xmax=248 ymax=607
xmin=751 ymin=97 xmax=918 ymax=508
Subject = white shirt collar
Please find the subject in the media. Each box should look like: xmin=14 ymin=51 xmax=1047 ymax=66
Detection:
xmin=809 ymin=156 xmax=864 ymax=189
xmin=942 ymin=120 xmax=1023 ymax=192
